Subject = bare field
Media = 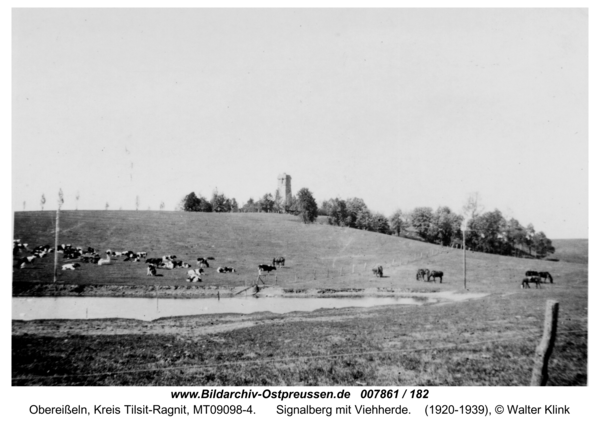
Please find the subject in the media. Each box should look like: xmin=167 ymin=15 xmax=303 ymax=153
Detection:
xmin=12 ymin=211 xmax=588 ymax=386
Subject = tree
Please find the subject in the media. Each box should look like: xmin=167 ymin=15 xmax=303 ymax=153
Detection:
xmin=431 ymin=206 xmax=463 ymax=246
xmin=181 ymin=192 xmax=211 ymax=212
xmin=410 ymin=207 xmax=434 ymax=241
xmin=463 ymin=192 xmax=484 ymax=221
xmin=40 ymin=194 xmax=46 ymax=211
xmin=182 ymin=192 xmax=201 ymax=211
xmin=160 ymin=201 xmax=165 ymax=210
xmin=22 ymin=201 xmax=26 ymax=211
xmin=296 ymin=188 xmax=318 ymax=223
xmin=467 ymin=209 xmax=506 ymax=253
xmin=389 ymin=209 xmax=406 ymax=236
xmin=532 ymin=232 xmax=555 ymax=258
xmin=326 ymin=198 xmax=348 ymax=227
xmin=105 ymin=202 xmax=109 ymax=210
xmin=242 ymin=198 xmax=259 ymax=213
xmin=230 ymin=198 xmax=239 ymax=212
xmin=211 ymin=190 xmax=230 ymax=213
xmin=260 ymin=193 xmax=275 ymax=213
xmin=371 ymin=213 xmax=391 ymax=234
xmin=345 ymin=198 xmax=370 ymax=229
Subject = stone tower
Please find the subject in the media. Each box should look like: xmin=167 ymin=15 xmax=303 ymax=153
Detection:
xmin=277 ymin=173 xmax=292 ymax=206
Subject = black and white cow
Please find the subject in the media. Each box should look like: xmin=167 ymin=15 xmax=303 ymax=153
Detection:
xmin=147 ymin=265 xmax=158 ymax=276
xmin=197 ymin=258 xmax=210 ymax=268
xmin=62 ymin=263 xmax=81 ymax=271
xmin=217 ymin=266 xmax=236 ymax=273
xmin=186 ymin=269 xmax=204 ymax=282
xmin=272 ymin=257 xmax=285 ymax=267
xmin=258 ymin=264 xmax=277 ymax=275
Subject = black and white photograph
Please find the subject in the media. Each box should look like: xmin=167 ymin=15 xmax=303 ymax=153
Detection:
xmin=8 ymin=3 xmax=591 ymax=406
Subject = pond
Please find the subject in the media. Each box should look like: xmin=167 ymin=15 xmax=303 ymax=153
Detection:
xmin=13 ymin=296 xmax=425 ymax=321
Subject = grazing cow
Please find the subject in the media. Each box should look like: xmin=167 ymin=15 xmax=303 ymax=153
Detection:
xmin=525 ymin=270 xmax=540 ymax=277
xmin=197 ymin=258 xmax=210 ymax=268
xmin=416 ymin=268 xmax=429 ymax=281
xmin=539 ymin=271 xmax=554 ymax=284
xmin=522 ymin=276 xmax=541 ymax=289
xmin=147 ymin=265 xmax=158 ymax=276
xmin=158 ymin=260 xmax=175 ymax=270
xmin=427 ymin=270 xmax=444 ymax=283
xmin=62 ymin=263 xmax=81 ymax=271
xmin=372 ymin=265 xmax=383 ymax=278
xmin=272 ymin=257 xmax=285 ymax=267
xmin=187 ymin=275 xmax=202 ymax=283
xmin=258 ymin=264 xmax=277 ymax=275
xmin=145 ymin=258 xmax=162 ymax=266
xmin=217 ymin=266 xmax=236 ymax=273
xmin=98 ymin=254 xmax=111 ymax=266
xmin=186 ymin=269 xmax=204 ymax=283
xmin=15 ymin=255 xmax=37 ymax=269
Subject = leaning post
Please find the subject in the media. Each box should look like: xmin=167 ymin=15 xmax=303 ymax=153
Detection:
xmin=530 ymin=300 xmax=559 ymax=386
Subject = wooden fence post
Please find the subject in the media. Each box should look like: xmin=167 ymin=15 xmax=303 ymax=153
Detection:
xmin=530 ymin=300 xmax=559 ymax=386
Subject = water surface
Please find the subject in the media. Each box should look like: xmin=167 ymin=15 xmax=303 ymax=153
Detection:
xmin=13 ymin=296 xmax=423 ymax=321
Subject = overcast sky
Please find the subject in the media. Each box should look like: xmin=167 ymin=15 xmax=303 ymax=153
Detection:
xmin=11 ymin=8 xmax=588 ymax=238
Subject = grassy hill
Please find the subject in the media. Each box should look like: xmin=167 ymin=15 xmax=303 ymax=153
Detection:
xmin=12 ymin=211 xmax=588 ymax=386
xmin=13 ymin=211 xmax=586 ymax=293
xmin=548 ymin=239 xmax=588 ymax=264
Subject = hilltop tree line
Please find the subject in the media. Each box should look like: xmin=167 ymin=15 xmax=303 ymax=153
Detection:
xmin=180 ymin=188 xmax=318 ymax=224
xmin=179 ymin=189 xmax=554 ymax=258
xmin=319 ymin=198 xmax=554 ymax=259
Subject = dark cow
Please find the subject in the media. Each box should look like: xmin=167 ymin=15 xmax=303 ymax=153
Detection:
xmin=217 ymin=267 xmax=236 ymax=273
xmin=372 ymin=265 xmax=383 ymax=278
xmin=539 ymin=272 xmax=554 ymax=284
xmin=197 ymin=258 xmax=210 ymax=268
xmin=525 ymin=270 xmax=540 ymax=277
xmin=272 ymin=257 xmax=285 ymax=267
xmin=258 ymin=264 xmax=277 ymax=275
xmin=522 ymin=276 xmax=541 ymax=289
xmin=416 ymin=268 xmax=429 ymax=281
xmin=427 ymin=270 xmax=444 ymax=283
xmin=146 ymin=258 xmax=163 ymax=266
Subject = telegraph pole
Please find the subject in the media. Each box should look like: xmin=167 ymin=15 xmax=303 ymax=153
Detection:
xmin=53 ymin=189 xmax=64 ymax=283
xmin=462 ymin=222 xmax=467 ymax=290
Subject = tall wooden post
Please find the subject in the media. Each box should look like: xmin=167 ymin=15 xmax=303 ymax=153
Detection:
xmin=531 ymin=300 xmax=559 ymax=386
xmin=463 ymin=228 xmax=467 ymax=289
xmin=53 ymin=207 xmax=60 ymax=283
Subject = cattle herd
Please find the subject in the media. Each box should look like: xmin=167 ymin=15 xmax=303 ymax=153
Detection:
xmin=13 ymin=239 xmax=557 ymax=288
xmin=13 ymin=239 xmax=288 ymax=285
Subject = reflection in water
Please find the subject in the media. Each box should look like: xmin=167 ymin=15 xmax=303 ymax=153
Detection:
xmin=13 ymin=296 xmax=422 ymax=321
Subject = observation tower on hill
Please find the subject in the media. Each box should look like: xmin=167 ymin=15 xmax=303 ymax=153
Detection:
xmin=277 ymin=173 xmax=292 ymax=207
